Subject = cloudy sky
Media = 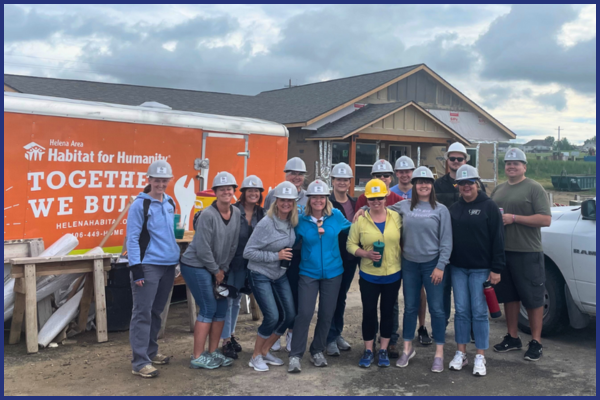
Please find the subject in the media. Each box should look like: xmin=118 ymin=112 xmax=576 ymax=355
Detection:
xmin=4 ymin=4 xmax=596 ymax=144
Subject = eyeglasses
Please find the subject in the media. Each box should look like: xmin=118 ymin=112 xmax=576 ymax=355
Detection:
xmin=458 ymin=180 xmax=476 ymax=186
xmin=448 ymin=157 xmax=465 ymax=162
xmin=368 ymin=197 xmax=385 ymax=202
xmin=374 ymin=174 xmax=392 ymax=179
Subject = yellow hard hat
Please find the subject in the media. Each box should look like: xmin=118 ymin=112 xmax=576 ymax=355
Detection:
xmin=364 ymin=179 xmax=388 ymax=199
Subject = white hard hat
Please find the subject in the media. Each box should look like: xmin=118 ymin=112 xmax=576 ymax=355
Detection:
xmin=504 ymin=148 xmax=527 ymax=164
xmin=284 ymin=157 xmax=307 ymax=173
xmin=147 ymin=159 xmax=173 ymax=178
xmin=445 ymin=143 xmax=470 ymax=161
xmin=240 ymin=175 xmax=264 ymax=191
xmin=306 ymin=180 xmax=330 ymax=196
xmin=272 ymin=181 xmax=298 ymax=200
xmin=394 ymin=156 xmax=415 ymax=171
xmin=371 ymin=159 xmax=394 ymax=175
xmin=212 ymin=171 xmax=238 ymax=190
xmin=456 ymin=165 xmax=480 ymax=181
xmin=330 ymin=163 xmax=354 ymax=178
xmin=411 ymin=166 xmax=435 ymax=183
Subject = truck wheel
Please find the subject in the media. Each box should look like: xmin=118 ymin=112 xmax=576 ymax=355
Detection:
xmin=518 ymin=263 xmax=568 ymax=337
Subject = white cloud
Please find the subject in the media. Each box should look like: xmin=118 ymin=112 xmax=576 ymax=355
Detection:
xmin=162 ymin=41 xmax=177 ymax=52
xmin=558 ymin=4 xmax=596 ymax=48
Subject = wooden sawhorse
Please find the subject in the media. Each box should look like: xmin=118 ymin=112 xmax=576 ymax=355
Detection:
xmin=8 ymin=254 xmax=112 ymax=353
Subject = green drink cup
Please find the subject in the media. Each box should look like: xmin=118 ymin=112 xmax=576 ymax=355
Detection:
xmin=372 ymin=240 xmax=385 ymax=268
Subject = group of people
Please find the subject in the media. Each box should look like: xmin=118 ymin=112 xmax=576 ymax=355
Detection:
xmin=126 ymin=143 xmax=551 ymax=379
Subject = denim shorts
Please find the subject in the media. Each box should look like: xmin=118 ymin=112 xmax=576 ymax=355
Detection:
xmin=180 ymin=263 xmax=228 ymax=323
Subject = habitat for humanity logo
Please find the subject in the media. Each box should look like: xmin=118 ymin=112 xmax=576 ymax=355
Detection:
xmin=24 ymin=142 xmax=46 ymax=161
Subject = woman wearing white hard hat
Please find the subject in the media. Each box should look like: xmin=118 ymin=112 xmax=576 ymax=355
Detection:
xmin=288 ymin=180 xmax=352 ymax=373
xmin=447 ymin=165 xmax=504 ymax=377
xmin=243 ymin=181 xmax=298 ymax=372
xmin=354 ymin=159 xmax=403 ymax=212
xmin=127 ymin=159 xmax=180 ymax=379
xmin=220 ymin=175 xmax=266 ymax=360
xmin=180 ymin=171 xmax=241 ymax=370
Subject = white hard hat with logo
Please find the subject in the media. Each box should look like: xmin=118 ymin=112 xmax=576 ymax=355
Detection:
xmin=370 ymin=159 xmax=394 ymax=174
xmin=455 ymin=165 xmax=480 ymax=181
xmin=330 ymin=162 xmax=354 ymax=178
xmin=212 ymin=171 xmax=238 ymax=190
xmin=272 ymin=181 xmax=298 ymax=200
xmin=411 ymin=166 xmax=435 ymax=183
xmin=306 ymin=180 xmax=330 ymax=196
xmin=394 ymin=156 xmax=416 ymax=171
xmin=503 ymin=148 xmax=527 ymax=164
xmin=147 ymin=159 xmax=173 ymax=178
xmin=240 ymin=175 xmax=264 ymax=191
xmin=445 ymin=142 xmax=470 ymax=161
xmin=284 ymin=157 xmax=307 ymax=173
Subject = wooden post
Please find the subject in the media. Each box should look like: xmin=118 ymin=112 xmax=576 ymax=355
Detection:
xmin=158 ymin=287 xmax=174 ymax=339
xmin=250 ymin=294 xmax=262 ymax=321
xmin=186 ymin=286 xmax=197 ymax=332
xmin=93 ymin=259 xmax=108 ymax=343
xmin=24 ymin=264 xmax=39 ymax=353
xmin=9 ymin=278 xmax=26 ymax=344
xmin=78 ymin=273 xmax=94 ymax=332
xmin=349 ymin=136 xmax=357 ymax=197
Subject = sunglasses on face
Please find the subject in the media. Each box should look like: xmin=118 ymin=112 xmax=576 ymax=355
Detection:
xmin=368 ymin=197 xmax=385 ymax=202
xmin=415 ymin=179 xmax=432 ymax=185
xmin=448 ymin=157 xmax=465 ymax=162
xmin=374 ymin=174 xmax=392 ymax=179
xmin=458 ymin=180 xmax=476 ymax=186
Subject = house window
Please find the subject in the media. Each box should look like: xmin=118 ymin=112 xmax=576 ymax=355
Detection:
xmin=332 ymin=142 xmax=349 ymax=164
xmin=467 ymin=148 xmax=477 ymax=168
xmin=355 ymin=143 xmax=377 ymax=187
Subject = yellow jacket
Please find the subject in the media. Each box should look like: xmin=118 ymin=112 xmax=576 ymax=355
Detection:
xmin=346 ymin=209 xmax=402 ymax=277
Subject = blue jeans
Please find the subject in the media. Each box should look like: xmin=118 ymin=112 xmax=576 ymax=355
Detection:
xmin=443 ymin=265 xmax=452 ymax=324
xmin=221 ymin=269 xmax=247 ymax=340
xmin=248 ymin=271 xmax=296 ymax=339
xmin=180 ymin=264 xmax=228 ymax=323
xmin=451 ymin=266 xmax=490 ymax=350
xmin=402 ymin=257 xmax=446 ymax=345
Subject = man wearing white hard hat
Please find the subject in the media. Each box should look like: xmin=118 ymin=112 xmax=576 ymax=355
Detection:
xmin=354 ymin=159 xmax=403 ymax=212
xmin=390 ymin=156 xmax=415 ymax=200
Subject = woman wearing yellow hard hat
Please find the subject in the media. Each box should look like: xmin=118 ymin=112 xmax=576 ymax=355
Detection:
xmin=347 ymin=179 xmax=402 ymax=368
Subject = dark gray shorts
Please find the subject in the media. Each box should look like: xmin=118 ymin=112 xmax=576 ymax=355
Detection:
xmin=494 ymin=251 xmax=546 ymax=309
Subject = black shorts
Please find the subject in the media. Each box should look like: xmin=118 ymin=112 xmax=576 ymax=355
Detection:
xmin=494 ymin=251 xmax=546 ymax=309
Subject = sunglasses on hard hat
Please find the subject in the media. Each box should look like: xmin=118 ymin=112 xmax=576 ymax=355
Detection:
xmin=374 ymin=174 xmax=392 ymax=179
xmin=448 ymin=157 xmax=465 ymax=162
xmin=368 ymin=197 xmax=385 ymax=202
xmin=458 ymin=180 xmax=477 ymax=186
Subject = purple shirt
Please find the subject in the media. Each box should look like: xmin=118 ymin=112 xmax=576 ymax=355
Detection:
xmin=340 ymin=200 xmax=355 ymax=222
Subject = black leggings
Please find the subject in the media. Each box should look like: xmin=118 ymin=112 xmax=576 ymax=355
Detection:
xmin=359 ymin=277 xmax=401 ymax=341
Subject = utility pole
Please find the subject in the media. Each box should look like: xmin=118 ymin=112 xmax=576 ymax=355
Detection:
xmin=555 ymin=126 xmax=564 ymax=141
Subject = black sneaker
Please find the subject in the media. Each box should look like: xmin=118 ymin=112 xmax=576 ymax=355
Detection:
xmin=230 ymin=335 xmax=242 ymax=353
xmin=418 ymin=326 xmax=432 ymax=346
xmin=222 ymin=341 xmax=238 ymax=359
xmin=524 ymin=340 xmax=543 ymax=361
xmin=493 ymin=334 xmax=522 ymax=353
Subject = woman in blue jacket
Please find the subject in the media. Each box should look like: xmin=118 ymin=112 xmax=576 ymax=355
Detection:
xmin=288 ymin=180 xmax=352 ymax=373
xmin=126 ymin=160 xmax=180 ymax=379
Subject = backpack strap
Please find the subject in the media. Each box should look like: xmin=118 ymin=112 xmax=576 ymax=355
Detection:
xmin=139 ymin=197 xmax=177 ymax=262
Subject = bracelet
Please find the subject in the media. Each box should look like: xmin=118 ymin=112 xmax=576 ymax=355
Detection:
xmin=512 ymin=214 xmax=516 ymax=223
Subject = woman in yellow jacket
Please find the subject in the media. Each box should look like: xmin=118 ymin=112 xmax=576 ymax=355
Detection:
xmin=347 ymin=179 xmax=402 ymax=369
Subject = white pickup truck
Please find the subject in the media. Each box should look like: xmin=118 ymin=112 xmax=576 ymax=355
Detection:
xmin=518 ymin=198 xmax=596 ymax=336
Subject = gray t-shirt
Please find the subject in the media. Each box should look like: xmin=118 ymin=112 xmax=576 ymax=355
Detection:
xmin=389 ymin=200 xmax=452 ymax=271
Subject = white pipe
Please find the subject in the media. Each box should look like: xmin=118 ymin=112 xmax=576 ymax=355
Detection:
xmin=38 ymin=289 xmax=84 ymax=347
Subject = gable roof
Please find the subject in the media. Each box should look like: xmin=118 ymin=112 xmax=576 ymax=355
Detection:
xmin=307 ymin=101 xmax=470 ymax=145
xmin=524 ymin=139 xmax=552 ymax=146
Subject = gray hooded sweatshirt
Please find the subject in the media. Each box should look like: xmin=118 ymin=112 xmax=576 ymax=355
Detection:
xmin=180 ymin=203 xmax=240 ymax=274
xmin=243 ymin=215 xmax=296 ymax=280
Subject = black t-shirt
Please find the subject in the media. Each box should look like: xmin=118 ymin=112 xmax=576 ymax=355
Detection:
xmin=211 ymin=202 xmax=232 ymax=225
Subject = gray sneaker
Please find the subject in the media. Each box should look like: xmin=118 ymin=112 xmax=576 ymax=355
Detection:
xmin=263 ymin=352 xmax=284 ymax=366
xmin=288 ymin=356 xmax=302 ymax=373
xmin=336 ymin=336 xmax=351 ymax=351
xmin=310 ymin=352 xmax=328 ymax=367
xmin=190 ymin=351 xmax=222 ymax=370
xmin=249 ymin=355 xmax=269 ymax=372
xmin=211 ymin=350 xmax=234 ymax=367
xmin=326 ymin=341 xmax=341 ymax=356
xmin=396 ymin=348 xmax=416 ymax=368
xmin=431 ymin=356 xmax=444 ymax=373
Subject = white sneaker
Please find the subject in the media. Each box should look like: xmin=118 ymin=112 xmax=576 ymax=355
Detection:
xmin=286 ymin=332 xmax=293 ymax=353
xmin=271 ymin=338 xmax=281 ymax=352
xmin=263 ymin=351 xmax=284 ymax=366
xmin=449 ymin=351 xmax=468 ymax=371
xmin=473 ymin=354 xmax=486 ymax=376
xmin=249 ymin=355 xmax=269 ymax=372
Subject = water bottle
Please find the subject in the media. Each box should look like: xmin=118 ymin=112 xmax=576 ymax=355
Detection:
xmin=483 ymin=281 xmax=502 ymax=318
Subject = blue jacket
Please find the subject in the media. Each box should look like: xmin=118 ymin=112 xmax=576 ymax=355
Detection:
xmin=295 ymin=208 xmax=352 ymax=280
xmin=126 ymin=192 xmax=180 ymax=267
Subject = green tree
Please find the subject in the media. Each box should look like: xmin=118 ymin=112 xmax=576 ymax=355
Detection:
xmin=553 ymin=137 xmax=576 ymax=151
xmin=544 ymin=136 xmax=555 ymax=146
xmin=584 ymin=136 xmax=596 ymax=145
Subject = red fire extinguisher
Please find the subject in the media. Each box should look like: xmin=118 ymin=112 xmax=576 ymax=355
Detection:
xmin=483 ymin=281 xmax=502 ymax=318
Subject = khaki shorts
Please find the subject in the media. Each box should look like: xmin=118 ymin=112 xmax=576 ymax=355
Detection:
xmin=494 ymin=251 xmax=546 ymax=309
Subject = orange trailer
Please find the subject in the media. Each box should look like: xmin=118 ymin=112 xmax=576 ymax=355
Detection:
xmin=4 ymin=93 xmax=288 ymax=252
